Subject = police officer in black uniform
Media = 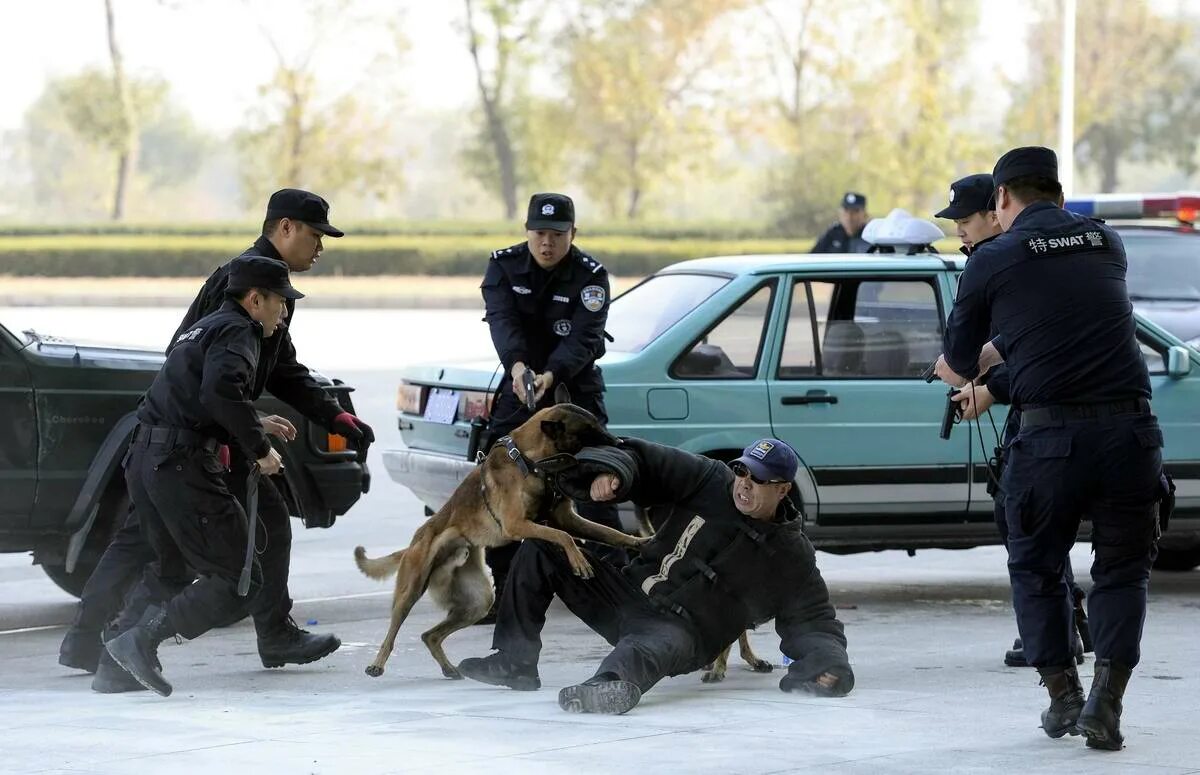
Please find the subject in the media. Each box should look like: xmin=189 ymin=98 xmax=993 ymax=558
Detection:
xmin=60 ymin=189 xmax=372 ymax=689
xmin=937 ymin=147 xmax=1164 ymax=750
xmin=104 ymin=256 xmax=303 ymax=697
xmin=934 ymin=173 xmax=1091 ymax=668
xmin=479 ymin=193 xmax=624 ymax=614
xmin=811 ymin=192 xmax=871 ymax=253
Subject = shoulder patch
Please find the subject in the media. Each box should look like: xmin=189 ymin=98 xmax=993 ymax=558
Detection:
xmin=581 ymin=284 xmax=607 ymax=312
xmin=1024 ymin=229 xmax=1109 ymax=257
xmin=576 ymin=251 xmax=604 ymax=274
xmin=175 ymin=326 xmax=204 ymax=344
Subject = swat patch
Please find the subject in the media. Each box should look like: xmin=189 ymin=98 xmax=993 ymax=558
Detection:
xmin=1025 ymin=229 xmax=1109 ymax=257
xmin=553 ymin=319 xmax=572 ymax=336
xmin=581 ymin=285 xmax=606 ymax=312
xmin=748 ymin=441 xmax=774 ymax=460
xmin=175 ymin=327 xmax=204 ymax=344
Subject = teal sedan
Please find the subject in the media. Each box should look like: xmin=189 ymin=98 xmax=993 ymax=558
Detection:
xmin=383 ymin=254 xmax=1200 ymax=570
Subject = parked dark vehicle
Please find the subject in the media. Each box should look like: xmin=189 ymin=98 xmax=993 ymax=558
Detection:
xmin=0 ymin=321 xmax=369 ymax=597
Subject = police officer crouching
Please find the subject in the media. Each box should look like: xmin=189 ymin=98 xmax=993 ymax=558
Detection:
xmin=937 ymin=147 xmax=1164 ymax=750
xmin=479 ymin=193 xmax=625 ymax=615
xmin=934 ymin=173 xmax=1091 ymax=669
xmin=104 ymin=257 xmax=302 ymax=697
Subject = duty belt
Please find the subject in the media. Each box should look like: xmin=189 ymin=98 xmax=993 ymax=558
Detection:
xmin=133 ymin=424 xmax=220 ymax=453
xmin=1020 ymin=398 xmax=1150 ymax=429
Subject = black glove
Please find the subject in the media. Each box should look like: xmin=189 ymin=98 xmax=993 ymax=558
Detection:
xmin=554 ymin=446 xmax=637 ymax=503
xmin=779 ymin=668 xmax=851 ymax=697
xmin=332 ymin=412 xmax=375 ymax=445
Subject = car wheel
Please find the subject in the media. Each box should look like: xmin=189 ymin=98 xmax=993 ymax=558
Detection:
xmin=1153 ymin=540 xmax=1200 ymax=572
xmin=40 ymin=488 xmax=130 ymax=598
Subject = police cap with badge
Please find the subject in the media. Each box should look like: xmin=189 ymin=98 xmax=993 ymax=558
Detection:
xmin=841 ymin=192 xmax=867 ymax=210
xmin=525 ymin=193 xmax=575 ymax=232
xmin=265 ymin=188 xmax=345 ymax=238
xmin=935 ymin=174 xmax=995 ymax=219
xmin=227 ymin=256 xmax=305 ymax=299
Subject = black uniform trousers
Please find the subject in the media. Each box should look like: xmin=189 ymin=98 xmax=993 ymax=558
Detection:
xmin=992 ymin=408 xmax=1080 ymax=594
xmin=78 ymin=444 xmax=292 ymax=636
xmin=124 ymin=437 xmax=263 ymax=639
xmin=494 ymin=539 xmax=705 ymax=692
xmin=1002 ymin=409 xmax=1161 ymax=669
xmin=483 ymin=390 xmax=624 ymax=581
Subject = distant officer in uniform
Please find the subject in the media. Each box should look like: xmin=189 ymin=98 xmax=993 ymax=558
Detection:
xmin=60 ymin=189 xmax=372 ymax=689
xmin=935 ymin=173 xmax=1091 ymax=668
xmin=811 ymin=192 xmax=870 ymax=253
xmin=479 ymin=193 xmax=624 ymax=615
xmin=936 ymin=147 xmax=1164 ymax=750
xmin=103 ymin=256 xmax=303 ymax=697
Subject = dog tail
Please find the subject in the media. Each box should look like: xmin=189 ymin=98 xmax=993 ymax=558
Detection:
xmin=353 ymin=545 xmax=405 ymax=580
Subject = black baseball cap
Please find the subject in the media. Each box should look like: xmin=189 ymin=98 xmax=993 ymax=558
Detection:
xmin=992 ymin=146 xmax=1059 ymax=188
xmin=265 ymin=188 xmax=344 ymax=238
xmin=228 ymin=256 xmax=305 ymax=300
xmin=935 ymin=174 xmax=996 ymax=219
xmin=525 ymin=193 xmax=575 ymax=232
xmin=732 ymin=439 xmax=799 ymax=483
xmin=841 ymin=191 xmax=867 ymax=210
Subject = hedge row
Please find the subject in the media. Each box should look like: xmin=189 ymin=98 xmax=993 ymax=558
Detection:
xmin=0 ymin=220 xmax=796 ymax=241
xmin=0 ymin=233 xmax=818 ymax=277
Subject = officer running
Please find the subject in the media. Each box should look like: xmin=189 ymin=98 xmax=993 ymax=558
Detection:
xmin=60 ymin=189 xmax=372 ymax=690
xmin=478 ymin=192 xmax=624 ymax=615
xmin=811 ymin=191 xmax=871 ymax=253
xmin=936 ymin=147 xmax=1164 ymax=750
xmin=934 ymin=173 xmax=1091 ymax=669
xmin=104 ymin=256 xmax=304 ymax=697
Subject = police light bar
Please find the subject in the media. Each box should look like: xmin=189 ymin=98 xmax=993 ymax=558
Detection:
xmin=1064 ymin=193 xmax=1200 ymax=224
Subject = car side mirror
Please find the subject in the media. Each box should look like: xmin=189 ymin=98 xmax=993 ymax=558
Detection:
xmin=1167 ymin=345 xmax=1192 ymax=379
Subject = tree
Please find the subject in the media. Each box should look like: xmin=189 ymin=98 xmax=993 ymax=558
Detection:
xmin=104 ymin=0 xmax=138 ymax=220
xmin=233 ymin=0 xmax=405 ymax=208
xmin=1005 ymin=0 xmax=1200 ymax=192
xmin=461 ymin=0 xmax=544 ymax=220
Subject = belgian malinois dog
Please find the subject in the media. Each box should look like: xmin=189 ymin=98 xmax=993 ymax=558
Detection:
xmin=354 ymin=404 xmax=646 ymax=679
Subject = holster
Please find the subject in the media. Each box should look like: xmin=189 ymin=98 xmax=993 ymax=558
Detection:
xmin=1159 ymin=473 xmax=1176 ymax=533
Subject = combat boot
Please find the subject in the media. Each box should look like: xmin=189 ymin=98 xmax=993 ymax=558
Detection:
xmin=58 ymin=625 xmax=103 ymax=674
xmin=1037 ymin=665 xmax=1085 ymax=738
xmin=1076 ymin=658 xmax=1133 ymax=751
xmin=104 ymin=605 xmax=175 ymax=697
xmin=558 ymin=673 xmax=642 ymax=715
xmin=457 ymin=651 xmax=540 ymax=691
xmin=256 ymin=615 xmax=340 ymax=668
xmin=91 ymin=649 xmax=148 ymax=693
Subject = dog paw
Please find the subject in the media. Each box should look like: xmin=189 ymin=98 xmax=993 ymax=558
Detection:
xmin=365 ymin=665 xmax=384 ymax=678
xmin=442 ymin=665 xmax=463 ymax=680
xmin=748 ymin=658 xmax=774 ymax=673
xmin=701 ymin=669 xmax=726 ymax=683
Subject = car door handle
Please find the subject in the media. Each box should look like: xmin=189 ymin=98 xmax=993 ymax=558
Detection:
xmin=781 ymin=391 xmax=838 ymax=405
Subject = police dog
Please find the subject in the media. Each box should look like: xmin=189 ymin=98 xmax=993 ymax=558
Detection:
xmin=354 ymin=403 xmax=646 ymax=679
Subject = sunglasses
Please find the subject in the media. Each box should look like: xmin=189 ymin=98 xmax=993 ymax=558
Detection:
xmin=729 ymin=461 xmax=786 ymax=485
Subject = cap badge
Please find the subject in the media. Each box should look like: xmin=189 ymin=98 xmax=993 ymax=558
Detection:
xmin=749 ymin=441 xmax=774 ymax=460
xmin=949 ymin=189 xmax=956 ymax=202
xmin=541 ymin=204 xmax=555 ymax=216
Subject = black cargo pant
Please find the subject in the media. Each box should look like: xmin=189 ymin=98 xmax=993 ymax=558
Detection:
xmin=493 ymin=540 xmax=706 ymax=692
xmin=123 ymin=437 xmax=262 ymax=639
xmin=483 ymin=389 xmax=625 ymax=583
xmin=74 ymin=445 xmax=292 ymax=636
xmin=1003 ymin=408 xmax=1162 ymax=669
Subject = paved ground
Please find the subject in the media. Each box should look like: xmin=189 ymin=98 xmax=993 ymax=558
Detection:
xmin=2 ymin=312 xmax=1198 ymax=774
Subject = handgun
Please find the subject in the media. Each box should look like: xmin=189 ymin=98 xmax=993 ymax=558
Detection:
xmin=939 ymin=388 xmax=962 ymax=440
xmin=522 ymin=368 xmax=538 ymax=413
xmin=922 ymin=360 xmax=938 ymax=383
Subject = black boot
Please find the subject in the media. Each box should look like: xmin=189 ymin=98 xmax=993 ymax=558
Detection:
xmin=104 ymin=605 xmax=174 ymax=697
xmin=58 ymin=625 xmax=103 ymax=674
xmin=1037 ymin=665 xmax=1085 ymax=738
xmin=558 ymin=673 xmax=642 ymax=715
xmin=91 ymin=649 xmax=147 ymax=694
xmin=1076 ymin=659 xmax=1132 ymax=751
xmin=1005 ymin=635 xmax=1083 ymax=668
xmin=256 ymin=615 xmax=340 ymax=668
xmin=457 ymin=651 xmax=540 ymax=691
xmin=1073 ymin=589 xmax=1094 ymax=654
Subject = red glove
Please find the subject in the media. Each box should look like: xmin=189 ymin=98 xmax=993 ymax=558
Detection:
xmin=332 ymin=412 xmax=375 ymax=445
xmin=218 ymin=444 xmax=231 ymax=469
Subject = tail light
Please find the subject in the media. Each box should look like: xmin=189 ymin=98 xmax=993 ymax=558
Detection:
xmin=397 ymin=383 xmax=427 ymax=415
xmin=459 ymin=390 xmax=494 ymax=421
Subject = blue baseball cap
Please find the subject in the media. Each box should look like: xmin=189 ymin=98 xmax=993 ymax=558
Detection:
xmin=733 ymin=439 xmax=799 ymax=483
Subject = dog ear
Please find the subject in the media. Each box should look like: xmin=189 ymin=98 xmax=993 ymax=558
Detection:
xmin=540 ymin=420 xmax=567 ymax=440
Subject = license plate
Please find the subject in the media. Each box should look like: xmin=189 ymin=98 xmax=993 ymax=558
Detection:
xmin=423 ymin=388 xmax=460 ymax=425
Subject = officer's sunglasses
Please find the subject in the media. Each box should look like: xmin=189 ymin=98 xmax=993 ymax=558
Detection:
xmin=729 ymin=461 xmax=786 ymax=486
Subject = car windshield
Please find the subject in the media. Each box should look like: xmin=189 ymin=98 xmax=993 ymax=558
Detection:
xmin=1122 ymin=231 xmax=1200 ymax=302
xmin=607 ymin=273 xmax=729 ymax=353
